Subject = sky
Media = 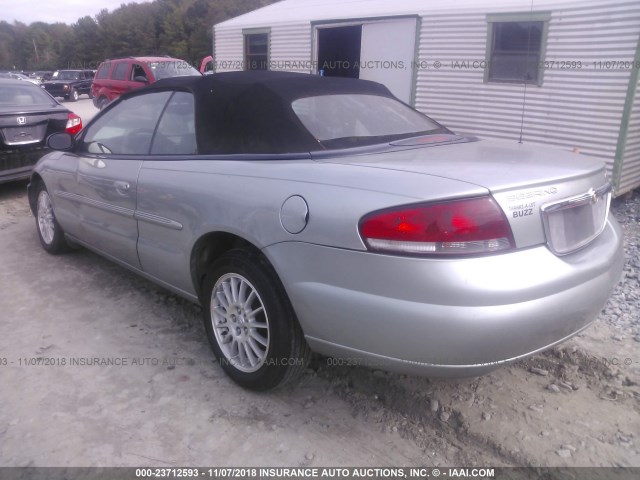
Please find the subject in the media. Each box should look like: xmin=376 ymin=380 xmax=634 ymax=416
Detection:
xmin=4 ymin=0 xmax=153 ymax=25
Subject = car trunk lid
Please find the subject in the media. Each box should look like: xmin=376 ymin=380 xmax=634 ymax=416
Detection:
xmin=0 ymin=108 xmax=68 ymax=147
xmin=316 ymin=139 xmax=610 ymax=252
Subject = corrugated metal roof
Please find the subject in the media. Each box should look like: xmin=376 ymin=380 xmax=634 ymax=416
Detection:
xmin=217 ymin=0 xmax=617 ymax=28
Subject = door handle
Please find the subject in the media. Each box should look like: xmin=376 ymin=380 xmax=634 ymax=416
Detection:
xmin=114 ymin=181 xmax=130 ymax=194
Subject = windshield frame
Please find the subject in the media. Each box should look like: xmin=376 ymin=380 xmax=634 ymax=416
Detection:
xmin=146 ymin=60 xmax=201 ymax=80
xmin=57 ymin=71 xmax=81 ymax=81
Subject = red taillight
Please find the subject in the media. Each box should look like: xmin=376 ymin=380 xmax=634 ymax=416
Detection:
xmin=65 ymin=112 xmax=82 ymax=135
xmin=359 ymin=196 xmax=515 ymax=256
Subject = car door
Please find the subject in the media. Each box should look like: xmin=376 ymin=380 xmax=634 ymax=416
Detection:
xmin=72 ymin=90 xmax=172 ymax=268
xmin=108 ymin=62 xmax=132 ymax=101
xmin=74 ymin=71 xmax=85 ymax=95
xmin=136 ymin=91 xmax=198 ymax=293
xmin=81 ymin=70 xmax=93 ymax=95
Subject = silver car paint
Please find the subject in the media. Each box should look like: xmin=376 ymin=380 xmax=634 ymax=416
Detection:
xmin=74 ymin=156 xmax=142 ymax=268
xmin=264 ymin=217 xmax=622 ymax=372
xmin=320 ymin=140 xmax=605 ymax=192
xmin=317 ymin=140 xmax=609 ymax=249
xmin=33 ymin=137 xmax=623 ymax=375
xmin=132 ymin=157 xmax=486 ymax=296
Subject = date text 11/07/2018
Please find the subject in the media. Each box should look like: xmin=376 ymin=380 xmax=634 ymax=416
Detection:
xmin=212 ymin=59 xmax=640 ymax=71
xmin=134 ymin=467 xmax=496 ymax=478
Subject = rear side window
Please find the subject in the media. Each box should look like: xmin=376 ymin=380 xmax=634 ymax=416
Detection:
xmin=96 ymin=63 xmax=111 ymax=79
xmin=112 ymin=63 xmax=129 ymax=81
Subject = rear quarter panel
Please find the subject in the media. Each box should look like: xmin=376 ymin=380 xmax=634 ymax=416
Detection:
xmin=135 ymin=157 xmax=485 ymax=295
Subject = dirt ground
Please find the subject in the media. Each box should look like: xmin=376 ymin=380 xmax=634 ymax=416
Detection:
xmin=0 ymin=180 xmax=638 ymax=467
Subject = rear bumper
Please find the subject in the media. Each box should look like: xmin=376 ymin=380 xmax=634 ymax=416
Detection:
xmin=0 ymin=147 xmax=47 ymax=184
xmin=0 ymin=166 xmax=32 ymax=184
xmin=263 ymin=215 xmax=624 ymax=375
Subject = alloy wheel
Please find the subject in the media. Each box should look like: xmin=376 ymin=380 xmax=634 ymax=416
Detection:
xmin=37 ymin=190 xmax=55 ymax=245
xmin=210 ymin=273 xmax=270 ymax=373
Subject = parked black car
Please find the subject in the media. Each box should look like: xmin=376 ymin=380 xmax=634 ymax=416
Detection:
xmin=42 ymin=70 xmax=94 ymax=102
xmin=0 ymin=79 xmax=82 ymax=183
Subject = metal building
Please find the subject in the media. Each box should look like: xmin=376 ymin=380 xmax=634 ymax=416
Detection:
xmin=214 ymin=0 xmax=640 ymax=194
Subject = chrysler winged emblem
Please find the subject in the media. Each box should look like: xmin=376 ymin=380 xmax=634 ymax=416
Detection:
xmin=16 ymin=116 xmax=26 ymax=125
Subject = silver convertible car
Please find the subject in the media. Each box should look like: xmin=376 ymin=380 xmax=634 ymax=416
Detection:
xmin=29 ymin=72 xmax=623 ymax=390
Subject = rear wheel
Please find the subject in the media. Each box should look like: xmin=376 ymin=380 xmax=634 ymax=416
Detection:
xmin=88 ymin=89 xmax=94 ymax=99
xmin=97 ymin=96 xmax=109 ymax=110
xmin=35 ymin=183 xmax=70 ymax=254
xmin=203 ymin=249 xmax=310 ymax=390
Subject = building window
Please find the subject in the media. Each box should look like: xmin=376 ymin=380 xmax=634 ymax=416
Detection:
xmin=244 ymin=30 xmax=270 ymax=71
xmin=485 ymin=12 xmax=550 ymax=86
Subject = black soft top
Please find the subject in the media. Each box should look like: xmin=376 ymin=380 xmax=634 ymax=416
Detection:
xmin=131 ymin=71 xmax=395 ymax=155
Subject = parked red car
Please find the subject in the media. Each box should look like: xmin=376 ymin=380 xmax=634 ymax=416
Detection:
xmin=91 ymin=56 xmax=200 ymax=109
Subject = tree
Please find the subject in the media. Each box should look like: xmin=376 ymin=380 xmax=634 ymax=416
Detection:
xmin=0 ymin=0 xmax=278 ymax=70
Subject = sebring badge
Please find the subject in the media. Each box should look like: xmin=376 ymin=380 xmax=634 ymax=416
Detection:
xmin=16 ymin=116 xmax=26 ymax=125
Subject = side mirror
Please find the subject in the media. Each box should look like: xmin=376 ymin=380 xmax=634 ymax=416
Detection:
xmin=134 ymin=76 xmax=149 ymax=84
xmin=47 ymin=132 xmax=75 ymax=151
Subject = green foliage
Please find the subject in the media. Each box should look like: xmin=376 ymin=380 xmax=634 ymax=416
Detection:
xmin=0 ymin=0 xmax=277 ymax=71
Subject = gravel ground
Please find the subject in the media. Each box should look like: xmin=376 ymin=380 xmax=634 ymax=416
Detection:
xmin=604 ymin=191 xmax=640 ymax=341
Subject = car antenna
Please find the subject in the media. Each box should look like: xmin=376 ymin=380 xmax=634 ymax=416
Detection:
xmin=518 ymin=0 xmax=535 ymax=144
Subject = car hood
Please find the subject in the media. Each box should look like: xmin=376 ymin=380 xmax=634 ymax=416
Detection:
xmin=314 ymin=138 xmax=606 ymax=194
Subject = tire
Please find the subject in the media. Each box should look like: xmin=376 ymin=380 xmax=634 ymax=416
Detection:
xmin=35 ymin=182 xmax=70 ymax=254
xmin=98 ymin=97 xmax=109 ymax=110
xmin=69 ymin=89 xmax=79 ymax=102
xmin=203 ymin=249 xmax=311 ymax=390
xmin=88 ymin=89 xmax=94 ymax=99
